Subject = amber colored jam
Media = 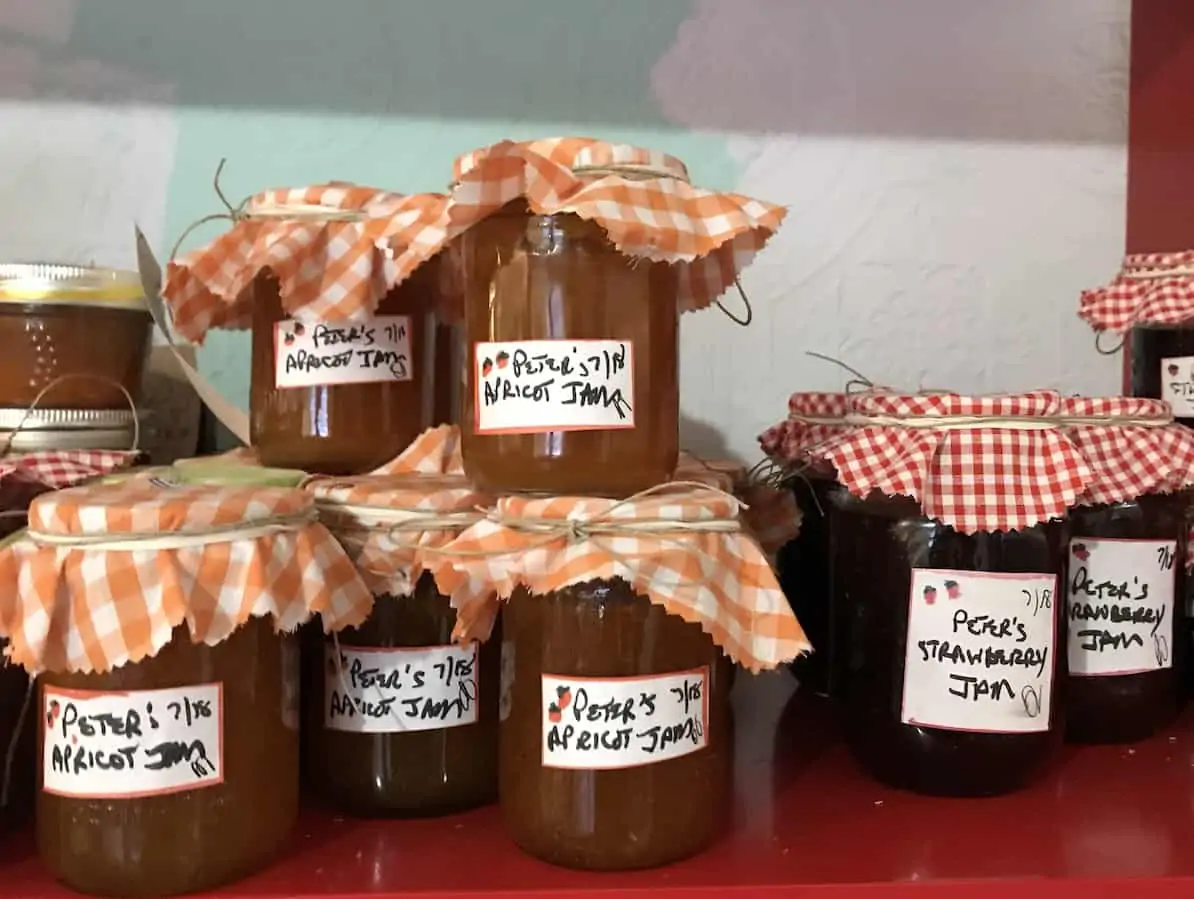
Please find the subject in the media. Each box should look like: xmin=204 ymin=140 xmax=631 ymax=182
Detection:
xmin=501 ymin=578 xmax=732 ymax=871
xmin=0 ymin=303 xmax=150 ymax=409
xmin=456 ymin=202 xmax=680 ymax=496
xmin=830 ymin=492 xmax=1066 ymax=797
xmin=250 ymin=259 xmax=454 ymax=476
xmin=305 ymin=573 xmax=499 ymax=816
xmin=37 ymin=619 xmax=298 ymax=897
xmin=1065 ymin=495 xmax=1187 ymax=744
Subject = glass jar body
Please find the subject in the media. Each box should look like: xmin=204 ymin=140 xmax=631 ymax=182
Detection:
xmin=830 ymin=491 xmax=1066 ymax=797
xmin=500 ymin=578 xmax=732 ymax=871
xmin=456 ymin=204 xmax=680 ymax=496
xmin=305 ymin=573 xmax=500 ymax=816
xmin=37 ymin=619 xmax=298 ymax=898
xmin=1065 ymin=494 xmax=1186 ymax=744
xmin=0 ymin=303 xmax=150 ymax=409
xmin=1130 ymin=324 xmax=1194 ymax=427
xmin=250 ymin=262 xmax=452 ymax=475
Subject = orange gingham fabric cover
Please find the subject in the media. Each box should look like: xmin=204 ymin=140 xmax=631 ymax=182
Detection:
xmin=772 ymin=390 xmax=1194 ymax=534
xmin=163 ymin=184 xmax=446 ymax=343
xmin=388 ymin=137 xmax=786 ymax=313
xmin=429 ymin=484 xmax=811 ymax=673
xmin=0 ymin=480 xmax=373 ymax=674
xmin=1080 ymin=251 xmax=1194 ymax=332
xmin=307 ymin=426 xmax=481 ymax=598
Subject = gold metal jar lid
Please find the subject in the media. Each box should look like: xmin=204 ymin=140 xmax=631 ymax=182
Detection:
xmin=0 ymin=263 xmax=148 ymax=311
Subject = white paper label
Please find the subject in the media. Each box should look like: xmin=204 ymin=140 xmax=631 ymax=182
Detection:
xmin=541 ymin=668 xmax=708 ymax=770
xmin=274 ymin=316 xmax=412 ymax=389
xmin=43 ymin=684 xmax=223 ymax=799
xmin=473 ymin=339 xmax=635 ymax=434
xmin=1161 ymin=356 xmax=1194 ymax=417
xmin=901 ymin=569 xmax=1057 ymax=734
xmin=1067 ymin=538 xmax=1176 ymax=676
xmin=499 ymin=639 xmax=515 ymax=723
xmin=324 ymin=644 xmax=479 ymax=734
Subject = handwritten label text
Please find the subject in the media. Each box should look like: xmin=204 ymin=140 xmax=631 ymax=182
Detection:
xmin=324 ymin=644 xmax=479 ymax=734
xmin=1067 ymin=538 xmax=1175 ymax=676
xmin=901 ymin=569 xmax=1056 ymax=734
xmin=474 ymin=339 xmax=635 ymax=433
xmin=1162 ymin=356 xmax=1194 ymax=418
xmin=43 ymin=683 xmax=223 ymax=799
xmin=541 ymin=669 xmax=708 ymax=770
xmin=275 ymin=316 xmax=412 ymax=389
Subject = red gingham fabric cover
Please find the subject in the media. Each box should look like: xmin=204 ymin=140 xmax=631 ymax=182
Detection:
xmin=0 ymin=451 xmax=138 ymax=490
xmin=771 ymin=390 xmax=1194 ymax=533
xmin=1080 ymin=250 xmax=1194 ymax=332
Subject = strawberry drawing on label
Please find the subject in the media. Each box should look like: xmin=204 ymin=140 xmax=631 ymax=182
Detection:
xmin=293 ymin=323 xmax=305 ymax=336
xmin=496 ymin=350 xmax=510 ymax=369
xmin=283 ymin=332 xmax=296 ymax=346
xmin=46 ymin=699 xmax=60 ymax=729
xmin=1072 ymin=543 xmax=1090 ymax=562
xmin=547 ymin=683 xmax=572 ymax=723
xmin=481 ymin=357 xmax=494 ymax=378
xmin=923 ymin=585 xmax=937 ymax=605
xmin=945 ymin=580 xmax=961 ymax=600
xmin=1169 ymin=363 xmax=1180 ymax=377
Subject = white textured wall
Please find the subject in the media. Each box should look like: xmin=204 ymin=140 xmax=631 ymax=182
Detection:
xmin=0 ymin=0 xmax=1130 ymax=463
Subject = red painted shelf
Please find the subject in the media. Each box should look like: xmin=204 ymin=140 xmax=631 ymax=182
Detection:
xmin=6 ymin=673 xmax=1194 ymax=898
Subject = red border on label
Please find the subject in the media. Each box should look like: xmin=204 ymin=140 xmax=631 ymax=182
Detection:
xmin=900 ymin=568 xmax=1059 ymax=736
xmin=41 ymin=682 xmax=226 ymax=800
xmin=539 ymin=666 xmax=711 ymax=771
xmin=472 ymin=339 xmax=637 ymax=435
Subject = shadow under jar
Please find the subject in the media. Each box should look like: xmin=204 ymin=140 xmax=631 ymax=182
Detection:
xmin=830 ymin=491 xmax=1067 ymax=797
xmin=501 ymin=578 xmax=732 ymax=871
xmin=1064 ymin=494 xmax=1187 ymax=744
xmin=250 ymin=259 xmax=452 ymax=476
xmin=37 ymin=619 xmax=298 ymax=898
xmin=306 ymin=573 xmax=500 ymax=816
xmin=456 ymin=201 xmax=680 ymax=496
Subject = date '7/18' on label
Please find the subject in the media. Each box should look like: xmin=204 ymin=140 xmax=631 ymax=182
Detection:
xmin=901 ymin=569 xmax=1057 ymax=735
xmin=474 ymin=339 xmax=635 ymax=434
xmin=43 ymin=683 xmax=223 ymax=799
xmin=541 ymin=668 xmax=708 ymax=770
xmin=274 ymin=316 xmax=413 ymax=389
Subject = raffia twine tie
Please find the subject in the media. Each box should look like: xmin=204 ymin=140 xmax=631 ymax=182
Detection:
xmin=1121 ymin=265 xmax=1194 ymax=279
xmin=791 ymin=411 xmax=1175 ymax=431
xmin=25 ymin=509 xmax=318 ymax=551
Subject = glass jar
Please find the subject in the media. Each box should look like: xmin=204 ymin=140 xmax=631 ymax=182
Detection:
xmin=37 ymin=619 xmax=298 ymax=897
xmin=501 ymin=577 xmax=732 ymax=871
xmin=250 ymin=258 xmax=452 ymax=475
xmin=777 ymin=475 xmax=841 ymax=695
xmin=830 ymin=491 xmax=1066 ymax=797
xmin=1064 ymin=495 xmax=1186 ymax=744
xmin=457 ymin=202 xmax=680 ymax=496
xmin=305 ymin=573 xmax=500 ymax=816
xmin=1130 ymin=325 xmax=1194 ymax=427
xmin=0 ymin=264 xmax=151 ymax=410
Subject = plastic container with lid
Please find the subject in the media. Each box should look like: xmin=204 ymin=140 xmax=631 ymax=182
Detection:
xmin=1057 ymin=396 xmax=1194 ymax=744
xmin=401 ymin=138 xmax=786 ymax=495
xmin=430 ymin=480 xmax=810 ymax=870
xmin=0 ymin=477 xmax=372 ymax=896
xmin=0 ymin=264 xmax=151 ymax=410
xmin=303 ymin=439 xmax=499 ymax=816
xmin=162 ymin=184 xmax=455 ymax=475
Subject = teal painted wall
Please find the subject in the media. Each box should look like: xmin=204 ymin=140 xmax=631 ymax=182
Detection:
xmin=61 ymin=0 xmax=739 ymax=421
